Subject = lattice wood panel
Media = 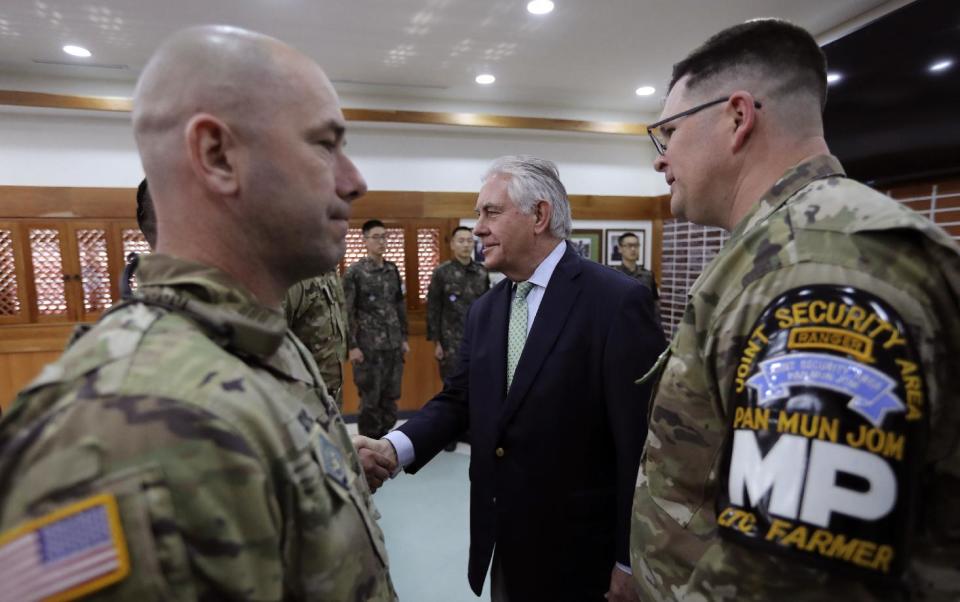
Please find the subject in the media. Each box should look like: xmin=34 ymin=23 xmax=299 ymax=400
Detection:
xmin=29 ymin=228 xmax=68 ymax=316
xmin=343 ymin=227 xmax=406 ymax=282
xmin=0 ymin=229 xmax=20 ymax=317
xmin=76 ymin=228 xmax=112 ymax=312
xmin=416 ymin=228 xmax=440 ymax=301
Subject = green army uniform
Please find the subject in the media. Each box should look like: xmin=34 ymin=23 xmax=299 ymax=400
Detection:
xmin=284 ymin=272 xmax=348 ymax=409
xmin=426 ymin=258 xmax=489 ymax=379
xmin=0 ymin=255 xmax=396 ymax=601
xmin=343 ymin=257 xmax=408 ymax=439
xmin=613 ymin=263 xmax=661 ymax=326
xmin=613 ymin=264 xmax=658 ymax=299
xmin=631 ymin=155 xmax=960 ymax=600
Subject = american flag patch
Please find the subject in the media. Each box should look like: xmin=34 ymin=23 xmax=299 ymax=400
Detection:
xmin=0 ymin=494 xmax=130 ymax=602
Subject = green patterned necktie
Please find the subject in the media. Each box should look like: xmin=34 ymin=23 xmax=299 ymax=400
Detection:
xmin=506 ymin=281 xmax=535 ymax=391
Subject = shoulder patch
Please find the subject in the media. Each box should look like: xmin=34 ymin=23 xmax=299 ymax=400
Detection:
xmin=717 ymin=285 xmax=926 ymax=579
xmin=0 ymin=494 xmax=130 ymax=601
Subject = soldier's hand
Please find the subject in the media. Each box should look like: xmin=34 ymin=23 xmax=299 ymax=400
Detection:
xmin=605 ymin=565 xmax=641 ymax=602
xmin=352 ymin=436 xmax=399 ymax=492
xmin=434 ymin=342 xmax=444 ymax=360
xmin=348 ymin=348 xmax=364 ymax=364
xmin=401 ymin=341 xmax=410 ymax=355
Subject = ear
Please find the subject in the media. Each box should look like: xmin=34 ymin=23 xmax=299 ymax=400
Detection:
xmin=184 ymin=113 xmax=240 ymax=196
xmin=532 ymin=200 xmax=553 ymax=235
xmin=728 ymin=91 xmax=759 ymax=153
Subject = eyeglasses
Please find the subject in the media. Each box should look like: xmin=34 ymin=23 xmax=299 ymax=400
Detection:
xmin=647 ymin=96 xmax=762 ymax=156
xmin=366 ymin=234 xmax=389 ymax=241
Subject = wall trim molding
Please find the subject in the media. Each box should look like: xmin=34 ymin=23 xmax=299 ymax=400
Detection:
xmin=0 ymin=89 xmax=647 ymax=136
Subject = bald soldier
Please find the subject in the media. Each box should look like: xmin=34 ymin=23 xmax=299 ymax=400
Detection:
xmin=0 ymin=26 xmax=396 ymax=600
xmin=631 ymin=20 xmax=960 ymax=600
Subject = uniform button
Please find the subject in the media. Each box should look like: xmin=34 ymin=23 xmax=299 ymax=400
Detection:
xmin=495 ymin=447 xmax=505 ymax=457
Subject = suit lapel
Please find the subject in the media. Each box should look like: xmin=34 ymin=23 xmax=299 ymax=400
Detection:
xmin=498 ymin=244 xmax=582 ymax=430
xmin=485 ymin=278 xmax=512 ymax=404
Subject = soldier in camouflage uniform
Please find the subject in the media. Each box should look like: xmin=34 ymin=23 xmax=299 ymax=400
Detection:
xmin=284 ymin=271 xmax=349 ymax=408
xmin=344 ymin=219 xmax=409 ymax=439
xmin=631 ymin=20 xmax=960 ymax=601
xmin=0 ymin=26 xmax=396 ymax=600
xmin=426 ymin=226 xmax=489 ymax=380
xmin=612 ymin=231 xmax=661 ymax=326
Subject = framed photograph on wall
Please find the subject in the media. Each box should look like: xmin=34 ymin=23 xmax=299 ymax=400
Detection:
xmin=569 ymin=229 xmax=602 ymax=262
xmin=605 ymin=229 xmax=646 ymax=267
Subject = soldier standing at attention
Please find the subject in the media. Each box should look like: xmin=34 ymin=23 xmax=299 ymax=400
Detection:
xmin=427 ymin=226 xmax=489 ymax=381
xmin=344 ymin=219 xmax=409 ymax=439
xmin=0 ymin=25 xmax=397 ymax=600
xmin=612 ymin=231 xmax=660 ymax=324
xmin=631 ymin=19 xmax=960 ymax=600
xmin=284 ymin=272 xmax=349 ymax=408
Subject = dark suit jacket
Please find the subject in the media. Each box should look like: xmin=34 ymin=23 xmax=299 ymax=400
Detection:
xmin=398 ymin=243 xmax=665 ymax=600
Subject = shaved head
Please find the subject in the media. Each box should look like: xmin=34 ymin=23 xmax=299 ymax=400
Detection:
xmin=132 ymin=25 xmax=366 ymax=305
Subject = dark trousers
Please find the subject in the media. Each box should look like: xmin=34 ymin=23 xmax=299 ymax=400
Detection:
xmin=353 ymin=348 xmax=403 ymax=438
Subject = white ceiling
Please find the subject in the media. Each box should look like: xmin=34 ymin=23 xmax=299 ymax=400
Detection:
xmin=0 ymin=0 xmax=898 ymax=116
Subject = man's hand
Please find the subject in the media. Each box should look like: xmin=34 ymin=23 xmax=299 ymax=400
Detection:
xmin=605 ymin=565 xmax=640 ymax=602
xmin=348 ymin=347 xmax=364 ymax=364
xmin=402 ymin=341 xmax=410 ymax=355
xmin=434 ymin=342 xmax=444 ymax=361
xmin=352 ymin=435 xmax=399 ymax=493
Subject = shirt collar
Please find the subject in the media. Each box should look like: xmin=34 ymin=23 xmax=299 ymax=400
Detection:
xmin=526 ymin=240 xmax=567 ymax=289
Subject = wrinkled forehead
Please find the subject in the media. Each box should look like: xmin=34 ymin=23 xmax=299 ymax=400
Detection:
xmin=475 ymin=174 xmax=513 ymax=211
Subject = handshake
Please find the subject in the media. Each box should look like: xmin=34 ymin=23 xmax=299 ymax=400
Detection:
xmin=352 ymin=436 xmax=400 ymax=492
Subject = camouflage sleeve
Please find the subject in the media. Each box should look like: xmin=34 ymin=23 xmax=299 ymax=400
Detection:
xmin=283 ymin=280 xmax=306 ymax=329
xmin=392 ymin=264 xmax=408 ymax=340
xmin=0 ymin=394 xmax=284 ymax=601
xmin=335 ymin=275 xmax=349 ymax=354
xmin=342 ymin=267 xmax=359 ymax=349
xmin=425 ymin=266 xmax=443 ymax=342
xmin=697 ymin=262 xmax=949 ymax=599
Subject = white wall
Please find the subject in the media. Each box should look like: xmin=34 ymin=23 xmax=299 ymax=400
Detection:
xmin=0 ymin=67 xmax=668 ymax=197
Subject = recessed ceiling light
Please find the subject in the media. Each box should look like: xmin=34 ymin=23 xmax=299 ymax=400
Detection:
xmin=62 ymin=45 xmax=91 ymax=58
xmin=475 ymin=73 xmax=496 ymax=85
xmin=635 ymin=86 xmax=656 ymax=96
xmin=527 ymin=0 xmax=555 ymax=15
xmin=826 ymin=72 xmax=842 ymax=84
xmin=929 ymin=59 xmax=953 ymax=72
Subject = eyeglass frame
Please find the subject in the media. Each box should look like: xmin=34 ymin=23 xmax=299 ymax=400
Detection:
xmin=365 ymin=233 xmax=390 ymax=241
xmin=646 ymin=96 xmax=762 ymax=156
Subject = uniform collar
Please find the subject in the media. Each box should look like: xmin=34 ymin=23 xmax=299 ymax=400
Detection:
xmin=729 ymin=154 xmax=846 ymax=243
xmin=135 ymin=254 xmax=289 ymax=360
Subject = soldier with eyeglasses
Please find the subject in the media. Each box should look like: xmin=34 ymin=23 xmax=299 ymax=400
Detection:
xmin=631 ymin=18 xmax=960 ymax=601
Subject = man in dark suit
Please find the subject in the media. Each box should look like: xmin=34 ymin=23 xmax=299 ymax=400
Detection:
xmin=355 ymin=155 xmax=665 ymax=601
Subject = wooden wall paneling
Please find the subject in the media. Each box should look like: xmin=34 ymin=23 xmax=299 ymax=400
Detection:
xmin=0 ymin=90 xmax=648 ymax=136
xmin=0 ymin=220 xmax=29 ymax=325
xmin=0 ymin=350 xmax=65 ymax=410
xmin=0 ymin=186 xmax=136 ymax=219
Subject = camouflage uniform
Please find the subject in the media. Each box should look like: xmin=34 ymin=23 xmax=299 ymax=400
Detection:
xmin=284 ymin=271 xmax=348 ymax=409
xmin=343 ymin=257 xmax=408 ymax=439
xmin=0 ymin=254 xmax=396 ymax=601
xmin=631 ymin=155 xmax=960 ymax=600
xmin=426 ymin=258 xmax=489 ymax=379
xmin=613 ymin=263 xmax=661 ymax=325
